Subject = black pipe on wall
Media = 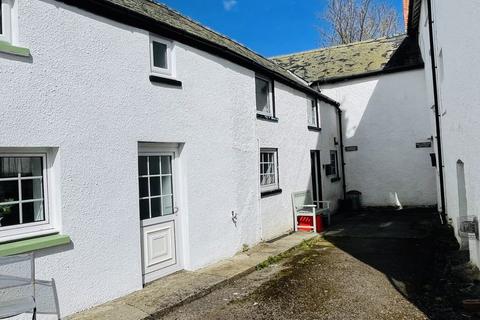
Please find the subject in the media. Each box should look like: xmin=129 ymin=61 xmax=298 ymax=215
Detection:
xmin=426 ymin=0 xmax=447 ymax=223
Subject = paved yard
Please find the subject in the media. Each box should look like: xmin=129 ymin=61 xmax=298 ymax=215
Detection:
xmin=160 ymin=208 xmax=476 ymax=320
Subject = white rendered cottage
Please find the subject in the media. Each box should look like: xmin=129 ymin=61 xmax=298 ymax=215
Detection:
xmin=0 ymin=0 xmax=344 ymax=316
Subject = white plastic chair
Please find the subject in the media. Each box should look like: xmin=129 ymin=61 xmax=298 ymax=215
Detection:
xmin=0 ymin=253 xmax=36 ymax=319
xmin=292 ymin=191 xmax=331 ymax=233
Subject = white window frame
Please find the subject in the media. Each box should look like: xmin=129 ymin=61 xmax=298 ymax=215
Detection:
xmin=259 ymin=148 xmax=279 ymax=192
xmin=0 ymin=153 xmax=54 ymax=242
xmin=308 ymin=98 xmax=319 ymax=128
xmin=150 ymin=35 xmax=174 ymax=77
xmin=255 ymin=75 xmax=274 ymax=117
xmin=0 ymin=0 xmax=12 ymax=43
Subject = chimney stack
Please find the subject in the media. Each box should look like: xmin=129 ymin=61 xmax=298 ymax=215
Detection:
xmin=403 ymin=0 xmax=410 ymax=31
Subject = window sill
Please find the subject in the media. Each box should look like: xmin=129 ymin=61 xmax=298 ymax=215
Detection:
xmin=308 ymin=126 xmax=322 ymax=132
xmin=331 ymin=177 xmax=341 ymax=183
xmin=149 ymin=75 xmax=182 ymax=87
xmin=0 ymin=234 xmax=71 ymax=257
xmin=261 ymin=188 xmax=282 ymax=198
xmin=0 ymin=41 xmax=31 ymax=57
xmin=256 ymin=114 xmax=279 ymax=122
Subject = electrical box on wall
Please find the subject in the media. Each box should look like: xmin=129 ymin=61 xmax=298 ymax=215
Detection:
xmin=458 ymin=216 xmax=479 ymax=240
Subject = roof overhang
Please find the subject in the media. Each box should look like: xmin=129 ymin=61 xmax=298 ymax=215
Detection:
xmin=55 ymin=0 xmax=340 ymax=108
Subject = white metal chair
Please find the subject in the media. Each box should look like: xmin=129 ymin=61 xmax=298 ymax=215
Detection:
xmin=292 ymin=191 xmax=331 ymax=233
xmin=0 ymin=253 xmax=36 ymax=319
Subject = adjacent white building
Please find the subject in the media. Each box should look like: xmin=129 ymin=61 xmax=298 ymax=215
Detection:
xmin=407 ymin=0 xmax=480 ymax=266
xmin=274 ymin=35 xmax=438 ymax=208
xmin=0 ymin=0 xmax=343 ymax=316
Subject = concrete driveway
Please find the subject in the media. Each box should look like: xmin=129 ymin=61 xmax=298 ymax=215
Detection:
xmin=159 ymin=208 xmax=477 ymax=320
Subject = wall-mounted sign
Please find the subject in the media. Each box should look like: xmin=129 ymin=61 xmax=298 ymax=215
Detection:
xmin=416 ymin=142 xmax=432 ymax=148
xmin=345 ymin=146 xmax=358 ymax=152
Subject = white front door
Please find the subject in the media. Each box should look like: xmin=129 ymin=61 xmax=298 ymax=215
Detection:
xmin=138 ymin=151 xmax=181 ymax=283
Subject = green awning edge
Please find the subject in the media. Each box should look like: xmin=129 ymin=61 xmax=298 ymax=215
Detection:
xmin=0 ymin=234 xmax=71 ymax=256
xmin=0 ymin=41 xmax=31 ymax=57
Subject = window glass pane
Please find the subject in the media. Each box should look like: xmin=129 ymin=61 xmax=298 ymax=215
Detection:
xmin=0 ymin=180 xmax=18 ymax=202
xmin=161 ymin=156 xmax=171 ymax=174
xmin=309 ymin=100 xmax=317 ymax=126
xmin=162 ymin=176 xmax=172 ymax=195
xmin=139 ymin=199 xmax=149 ymax=220
xmin=162 ymin=196 xmax=173 ymax=215
xmin=151 ymin=198 xmax=162 ymax=218
xmin=255 ymin=77 xmax=270 ymax=113
xmin=21 ymin=178 xmax=43 ymax=200
xmin=152 ymin=41 xmax=168 ymax=69
xmin=0 ymin=157 xmax=42 ymax=178
xmin=139 ymin=178 xmax=149 ymax=198
xmin=0 ymin=204 xmax=19 ymax=227
xmin=22 ymin=201 xmax=44 ymax=224
xmin=149 ymin=156 xmax=160 ymax=175
xmin=150 ymin=177 xmax=161 ymax=196
xmin=138 ymin=157 xmax=148 ymax=176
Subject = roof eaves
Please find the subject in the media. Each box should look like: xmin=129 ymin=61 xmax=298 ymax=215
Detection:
xmin=54 ymin=0 xmax=341 ymax=107
xmin=311 ymin=62 xmax=424 ymax=86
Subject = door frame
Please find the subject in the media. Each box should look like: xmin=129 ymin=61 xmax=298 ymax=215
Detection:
xmin=310 ymin=150 xmax=323 ymax=205
xmin=138 ymin=143 xmax=184 ymax=284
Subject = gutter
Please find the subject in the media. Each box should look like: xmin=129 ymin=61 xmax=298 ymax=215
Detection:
xmin=311 ymin=63 xmax=425 ymax=86
xmin=315 ymin=84 xmax=346 ymax=198
xmin=337 ymin=109 xmax=347 ymax=199
xmin=426 ymin=0 xmax=447 ymax=223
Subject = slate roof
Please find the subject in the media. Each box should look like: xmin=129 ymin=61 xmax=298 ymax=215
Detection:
xmin=85 ymin=0 xmax=331 ymax=99
xmin=271 ymin=35 xmax=424 ymax=84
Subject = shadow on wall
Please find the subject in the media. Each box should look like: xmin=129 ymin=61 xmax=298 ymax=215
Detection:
xmin=340 ymin=71 xmax=437 ymax=207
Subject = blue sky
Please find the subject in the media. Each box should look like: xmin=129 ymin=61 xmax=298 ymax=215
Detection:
xmin=157 ymin=0 xmax=403 ymax=57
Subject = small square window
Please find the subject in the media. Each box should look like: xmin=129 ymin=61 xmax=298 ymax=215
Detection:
xmin=308 ymin=98 xmax=319 ymax=128
xmin=150 ymin=36 xmax=174 ymax=76
xmin=260 ymin=149 xmax=279 ymax=192
xmin=256 ymin=76 xmax=274 ymax=117
xmin=0 ymin=0 xmax=12 ymax=43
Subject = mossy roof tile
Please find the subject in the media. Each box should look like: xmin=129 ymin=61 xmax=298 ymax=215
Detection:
xmin=271 ymin=35 xmax=424 ymax=84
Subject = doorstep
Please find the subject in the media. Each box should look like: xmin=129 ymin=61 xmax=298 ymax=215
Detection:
xmin=67 ymin=232 xmax=318 ymax=320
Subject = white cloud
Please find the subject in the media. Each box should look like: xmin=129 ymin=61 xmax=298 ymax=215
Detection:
xmin=223 ymin=0 xmax=237 ymax=11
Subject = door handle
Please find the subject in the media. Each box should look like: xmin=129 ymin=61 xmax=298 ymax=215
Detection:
xmin=173 ymin=207 xmax=179 ymax=214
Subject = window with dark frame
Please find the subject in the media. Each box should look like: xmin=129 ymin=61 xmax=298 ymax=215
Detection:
xmin=255 ymin=76 xmax=274 ymax=117
xmin=326 ymin=150 xmax=339 ymax=177
xmin=260 ymin=149 xmax=279 ymax=192
xmin=0 ymin=156 xmax=47 ymax=228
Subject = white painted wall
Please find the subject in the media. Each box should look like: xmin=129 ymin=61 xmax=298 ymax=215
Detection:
xmin=257 ymin=83 xmax=344 ymax=240
xmin=0 ymin=0 xmax=343 ymax=317
xmin=417 ymin=0 xmax=480 ymax=266
xmin=320 ymin=70 xmax=437 ymax=207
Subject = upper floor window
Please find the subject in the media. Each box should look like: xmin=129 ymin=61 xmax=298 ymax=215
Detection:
xmin=150 ymin=35 xmax=174 ymax=77
xmin=255 ymin=76 xmax=274 ymax=117
xmin=260 ymin=148 xmax=279 ymax=192
xmin=0 ymin=0 xmax=12 ymax=43
xmin=308 ymin=98 xmax=319 ymax=128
